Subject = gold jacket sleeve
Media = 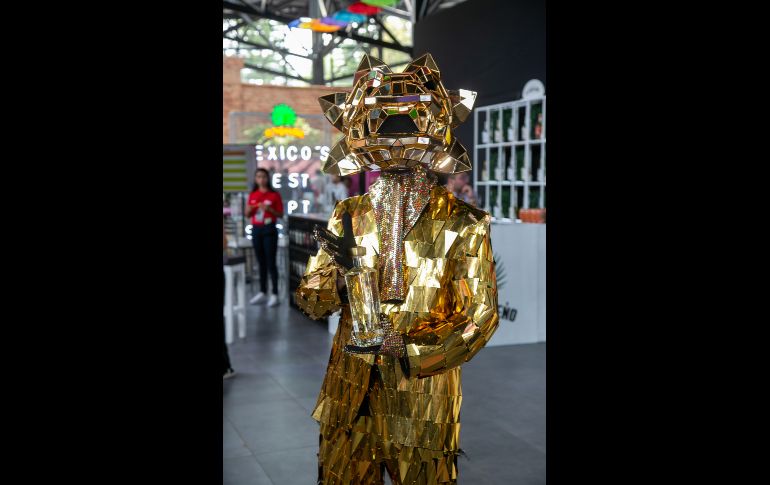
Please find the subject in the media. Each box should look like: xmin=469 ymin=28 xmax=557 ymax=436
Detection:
xmin=401 ymin=216 xmax=499 ymax=378
xmin=294 ymin=203 xmax=346 ymax=320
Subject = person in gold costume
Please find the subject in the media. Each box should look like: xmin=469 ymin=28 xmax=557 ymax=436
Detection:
xmin=295 ymin=53 xmax=499 ymax=485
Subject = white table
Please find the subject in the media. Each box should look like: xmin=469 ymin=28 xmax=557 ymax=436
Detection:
xmin=487 ymin=222 xmax=546 ymax=346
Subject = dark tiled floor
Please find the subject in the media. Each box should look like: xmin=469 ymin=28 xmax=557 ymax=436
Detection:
xmin=224 ymin=298 xmax=546 ymax=484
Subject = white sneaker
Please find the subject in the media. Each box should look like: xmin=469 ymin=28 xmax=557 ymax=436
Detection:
xmin=267 ymin=294 xmax=279 ymax=307
xmin=250 ymin=292 xmax=267 ymax=305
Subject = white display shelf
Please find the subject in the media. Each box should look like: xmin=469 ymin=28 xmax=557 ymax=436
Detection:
xmin=476 ymin=181 xmax=544 ymax=186
xmin=473 ymin=91 xmax=546 ymax=220
xmin=476 ymin=139 xmax=545 ymax=149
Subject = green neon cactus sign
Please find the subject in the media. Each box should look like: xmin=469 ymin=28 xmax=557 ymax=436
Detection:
xmin=271 ymin=103 xmax=297 ymax=127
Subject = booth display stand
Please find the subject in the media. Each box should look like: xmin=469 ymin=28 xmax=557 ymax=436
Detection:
xmin=287 ymin=213 xmax=329 ymax=319
xmin=474 ymin=82 xmax=546 ymax=221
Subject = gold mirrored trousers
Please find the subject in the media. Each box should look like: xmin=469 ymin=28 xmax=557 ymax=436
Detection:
xmin=296 ymin=185 xmax=499 ymax=484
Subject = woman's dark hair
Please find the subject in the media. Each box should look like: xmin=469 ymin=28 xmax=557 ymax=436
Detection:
xmin=251 ymin=168 xmax=275 ymax=192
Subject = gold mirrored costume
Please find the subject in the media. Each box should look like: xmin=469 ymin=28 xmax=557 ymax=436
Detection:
xmin=296 ymin=54 xmax=498 ymax=485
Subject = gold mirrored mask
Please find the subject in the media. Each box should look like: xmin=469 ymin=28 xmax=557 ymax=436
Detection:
xmin=318 ymin=53 xmax=477 ymax=175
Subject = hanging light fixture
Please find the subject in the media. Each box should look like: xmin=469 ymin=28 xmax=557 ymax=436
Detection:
xmin=361 ymin=0 xmax=399 ymax=7
xmin=347 ymin=2 xmax=382 ymax=15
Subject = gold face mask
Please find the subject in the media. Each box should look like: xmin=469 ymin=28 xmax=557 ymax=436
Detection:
xmin=318 ymin=53 xmax=477 ymax=175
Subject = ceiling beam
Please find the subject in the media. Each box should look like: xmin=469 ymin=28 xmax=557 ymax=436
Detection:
xmin=326 ymin=60 xmax=410 ymax=83
xmin=334 ymin=29 xmax=412 ymax=55
xmin=427 ymin=0 xmax=444 ymax=16
xmin=372 ymin=15 xmax=403 ymax=48
xmin=243 ymin=62 xmax=309 ymax=83
xmin=419 ymin=0 xmax=430 ymax=22
xmin=224 ymin=33 xmax=313 ymax=59
xmin=378 ymin=5 xmax=412 ymax=20
xmin=223 ymin=19 xmax=246 ymax=35
xmin=223 ymin=1 xmax=295 ymax=23
xmin=224 ymin=1 xmax=412 ymax=55
xmin=318 ymin=34 xmax=344 ymax=58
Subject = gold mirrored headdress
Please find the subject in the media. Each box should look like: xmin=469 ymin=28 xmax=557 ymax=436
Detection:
xmin=318 ymin=53 xmax=477 ymax=175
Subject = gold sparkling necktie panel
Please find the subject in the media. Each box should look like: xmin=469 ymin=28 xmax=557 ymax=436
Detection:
xmin=369 ymin=164 xmax=436 ymax=303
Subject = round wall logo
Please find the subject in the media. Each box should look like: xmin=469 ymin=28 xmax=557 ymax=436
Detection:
xmin=522 ymin=79 xmax=545 ymax=100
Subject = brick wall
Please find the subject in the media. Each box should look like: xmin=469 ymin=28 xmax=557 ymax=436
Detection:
xmin=223 ymin=56 xmax=346 ymax=143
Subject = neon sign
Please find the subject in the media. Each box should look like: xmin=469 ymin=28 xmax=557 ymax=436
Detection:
xmin=255 ymin=144 xmax=330 ymax=162
xmin=271 ymin=173 xmax=311 ymax=189
xmin=264 ymin=126 xmax=305 ymax=138
xmin=263 ymin=104 xmax=306 ymax=139
xmin=254 ymin=103 xmax=333 ymax=216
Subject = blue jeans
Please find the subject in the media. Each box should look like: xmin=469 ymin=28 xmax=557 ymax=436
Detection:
xmin=251 ymin=225 xmax=278 ymax=295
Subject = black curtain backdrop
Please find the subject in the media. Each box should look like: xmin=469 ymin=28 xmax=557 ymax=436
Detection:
xmin=413 ymin=0 xmax=546 ymax=167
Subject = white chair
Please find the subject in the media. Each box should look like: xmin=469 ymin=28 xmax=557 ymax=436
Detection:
xmin=328 ymin=310 xmax=341 ymax=336
xmin=224 ymin=256 xmax=247 ymax=344
xmin=276 ymin=244 xmax=289 ymax=298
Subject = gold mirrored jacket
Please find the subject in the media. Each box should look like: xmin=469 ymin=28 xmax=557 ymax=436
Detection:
xmin=296 ymin=185 xmax=499 ymax=452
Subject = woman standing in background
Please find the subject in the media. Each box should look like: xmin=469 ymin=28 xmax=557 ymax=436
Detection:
xmin=247 ymin=168 xmax=283 ymax=307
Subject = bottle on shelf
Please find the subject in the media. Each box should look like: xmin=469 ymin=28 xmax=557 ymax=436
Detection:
xmin=481 ymin=120 xmax=490 ymax=144
xmin=490 ymin=153 xmax=497 ymax=181
xmin=489 ymin=116 xmax=496 ymax=143
xmin=535 ymin=113 xmax=543 ymax=139
xmin=501 ymin=187 xmax=511 ymax=217
xmin=344 ymin=246 xmax=384 ymax=348
xmin=494 ymin=114 xmax=503 ymax=144
xmin=504 ymin=108 xmax=513 ymax=142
